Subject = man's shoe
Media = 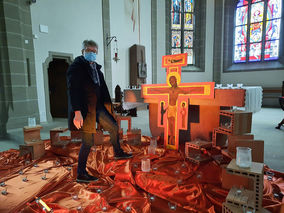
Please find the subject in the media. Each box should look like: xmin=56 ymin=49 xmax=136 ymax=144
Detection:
xmin=114 ymin=152 xmax=133 ymax=160
xmin=76 ymin=173 xmax=99 ymax=183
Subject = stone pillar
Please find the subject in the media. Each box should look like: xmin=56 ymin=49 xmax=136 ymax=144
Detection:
xmin=102 ymin=0 xmax=113 ymax=97
xmin=0 ymin=0 xmax=39 ymax=135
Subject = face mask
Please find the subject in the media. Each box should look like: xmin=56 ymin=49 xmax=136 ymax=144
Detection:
xmin=84 ymin=52 xmax=96 ymax=62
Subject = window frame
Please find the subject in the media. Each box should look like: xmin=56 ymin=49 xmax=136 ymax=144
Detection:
xmin=166 ymin=0 xmax=206 ymax=72
xmin=223 ymin=0 xmax=284 ymax=72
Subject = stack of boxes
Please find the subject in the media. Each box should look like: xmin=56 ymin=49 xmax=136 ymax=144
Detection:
xmin=222 ymin=159 xmax=269 ymax=213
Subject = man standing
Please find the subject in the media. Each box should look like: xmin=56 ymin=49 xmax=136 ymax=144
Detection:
xmin=67 ymin=40 xmax=132 ymax=183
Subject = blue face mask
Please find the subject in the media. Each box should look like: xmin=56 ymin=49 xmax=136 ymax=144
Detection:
xmin=84 ymin=52 xmax=96 ymax=62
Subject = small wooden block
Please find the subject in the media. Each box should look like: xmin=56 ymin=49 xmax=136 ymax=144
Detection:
xmin=50 ymin=127 xmax=68 ymax=146
xmin=23 ymin=125 xmax=42 ymax=144
xmin=227 ymin=159 xmax=264 ymax=176
xmin=50 ymin=127 xmax=68 ymax=133
xmin=19 ymin=140 xmax=45 ymax=160
xmin=126 ymin=129 xmax=141 ymax=145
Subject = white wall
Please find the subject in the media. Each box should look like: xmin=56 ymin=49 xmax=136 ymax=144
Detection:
xmin=31 ymin=0 xmax=103 ymax=122
xmin=110 ymin=0 xmax=152 ymax=97
xmin=221 ymin=70 xmax=284 ymax=87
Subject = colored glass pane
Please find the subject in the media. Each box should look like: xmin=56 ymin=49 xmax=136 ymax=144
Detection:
xmin=250 ymin=2 xmax=264 ymax=23
xmin=252 ymin=0 xmax=262 ymax=3
xmin=264 ymin=40 xmax=279 ymax=60
xmin=184 ymin=0 xmax=193 ymax=12
xmin=184 ymin=49 xmax=193 ymax=64
xmin=172 ymin=31 xmax=181 ymax=48
xmin=266 ymin=19 xmax=281 ymax=40
xmin=171 ymin=48 xmax=181 ymax=55
xmin=172 ymin=0 xmax=181 ymax=12
xmin=249 ymin=42 xmax=262 ymax=61
xmin=250 ymin=22 xmax=263 ymax=42
xmin=235 ymin=25 xmax=247 ymax=45
xmin=234 ymin=45 xmax=246 ymax=63
xmin=236 ymin=6 xmax=248 ymax=26
xmin=184 ymin=31 xmax=193 ymax=48
xmin=184 ymin=13 xmax=194 ymax=30
xmin=171 ymin=12 xmax=181 ymax=29
xmin=237 ymin=0 xmax=248 ymax=7
xmin=267 ymin=0 xmax=282 ymax=20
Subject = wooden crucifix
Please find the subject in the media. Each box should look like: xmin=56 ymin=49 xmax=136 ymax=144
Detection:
xmin=141 ymin=53 xmax=215 ymax=150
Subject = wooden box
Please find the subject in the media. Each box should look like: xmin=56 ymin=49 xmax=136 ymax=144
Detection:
xmin=227 ymin=134 xmax=254 ymax=156
xmin=19 ymin=140 xmax=45 ymax=160
xmin=126 ymin=129 xmax=141 ymax=145
xmin=50 ymin=127 xmax=68 ymax=146
xmin=219 ymin=110 xmax=252 ymax=135
xmin=212 ymin=128 xmax=231 ymax=148
xmin=23 ymin=125 xmax=42 ymax=144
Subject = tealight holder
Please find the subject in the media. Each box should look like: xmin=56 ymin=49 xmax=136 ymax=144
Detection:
xmin=96 ymin=188 xmax=102 ymax=194
xmin=1 ymin=188 xmax=8 ymax=195
xmin=141 ymin=158 xmax=150 ymax=172
xmin=72 ymin=195 xmax=79 ymax=200
xmin=34 ymin=164 xmax=39 ymax=168
xmin=19 ymin=170 xmax=24 ymax=175
xmin=44 ymin=169 xmax=49 ymax=174
xmin=22 ymin=176 xmax=28 ymax=182
xmin=0 ymin=182 xmax=6 ymax=187
xmin=148 ymin=193 xmax=155 ymax=202
xmin=126 ymin=206 xmax=131 ymax=212
xmin=168 ymin=202 xmax=177 ymax=211
xmin=41 ymin=173 xmax=47 ymax=180
xmin=102 ymin=206 xmax=107 ymax=211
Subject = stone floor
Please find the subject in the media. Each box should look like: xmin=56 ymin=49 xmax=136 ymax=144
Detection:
xmin=0 ymin=107 xmax=283 ymax=172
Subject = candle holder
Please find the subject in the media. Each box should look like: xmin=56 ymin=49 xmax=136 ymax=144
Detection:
xmin=1 ymin=188 xmax=8 ymax=195
xmin=0 ymin=182 xmax=6 ymax=187
xmin=41 ymin=173 xmax=47 ymax=180
xmin=22 ymin=176 xmax=28 ymax=182
xmin=168 ymin=202 xmax=177 ymax=211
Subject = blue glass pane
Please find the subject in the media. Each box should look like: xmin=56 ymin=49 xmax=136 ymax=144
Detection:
xmin=267 ymin=0 xmax=282 ymax=20
xmin=172 ymin=0 xmax=181 ymax=12
xmin=172 ymin=31 xmax=181 ymax=47
xmin=266 ymin=19 xmax=281 ymax=40
xmin=250 ymin=22 xmax=263 ymax=43
xmin=237 ymin=0 xmax=248 ymax=7
xmin=184 ymin=31 xmax=193 ymax=47
xmin=171 ymin=12 xmax=181 ymax=29
xmin=235 ymin=25 xmax=247 ymax=45
xmin=249 ymin=42 xmax=262 ymax=62
xmin=251 ymin=2 xmax=264 ymax=23
xmin=184 ymin=0 xmax=194 ymax=12
xmin=184 ymin=13 xmax=194 ymax=30
xmin=236 ymin=6 xmax=248 ymax=26
xmin=264 ymin=40 xmax=279 ymax=60
xmin=234 ymin=45 xmax=247 ymax=63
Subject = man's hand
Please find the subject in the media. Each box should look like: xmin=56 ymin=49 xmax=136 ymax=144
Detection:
xmin=73 ymin=111 xmax=83 ymax=129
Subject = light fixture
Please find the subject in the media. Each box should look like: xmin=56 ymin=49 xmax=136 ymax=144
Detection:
xmin=106 ymin=35 xmax=120 ymax=63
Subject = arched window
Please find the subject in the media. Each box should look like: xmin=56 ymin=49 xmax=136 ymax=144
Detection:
xmin=234 ymin=0 xmax=282 ymax=63
xmin=170 ymin=0 xmax=195 ymax=65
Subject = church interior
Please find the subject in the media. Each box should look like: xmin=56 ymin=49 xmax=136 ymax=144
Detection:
xmin=0 ymin=0 xmax=284 ymax=212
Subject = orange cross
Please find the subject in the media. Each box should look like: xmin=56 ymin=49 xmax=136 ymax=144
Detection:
xmin=141 ymin=53 xmax=215 ymax=150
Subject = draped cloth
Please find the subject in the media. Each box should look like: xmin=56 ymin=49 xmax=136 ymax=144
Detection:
xmin=0 ymin=136 xmax=283 ymax=213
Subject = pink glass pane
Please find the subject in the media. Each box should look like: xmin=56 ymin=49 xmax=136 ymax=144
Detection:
xmin=264 ymin=40 xmax=279 ymax=60
xmin=237 ymin=0 xmax=248 ymax=7
xmin=267 ymin=0 xmax=282 ymax=20
xmin=184 ymin=49 xmax=194 ymax=64
xmin=184 ymin=13 xmax=194 ymax=30
xmin=250 ymin=22 xmax=263 ymax=43
xmin=234 ymin=44 xmax=246 ymax=63
xmin=249 ymin=42 xmax=262 ymax=61
xmin=266 ymin=19 xmax=281 ymax=40
xmin=171 ymin=12 xmax=181 ymax=29
xmin=235 ymin=25 xmax=247 ymax=45
xmin=184 ymin=0 xmax=193 ymax=12
xmin=171 ymin=48 xmax=181 ymax=55
xmin=252 ymin=0 xmax=262 ymax=3
xmin=236 ymin=6 xmax=248 ymax=26
xmin=250 ymin=2 xmax=264 ymax=23
xmin=184 ymin=31 xmax=193 ymax=48
xmin=172 ymin=31 xmax=181 ymax=48
xmin=172 ymin=0 xmax=181 ymax=12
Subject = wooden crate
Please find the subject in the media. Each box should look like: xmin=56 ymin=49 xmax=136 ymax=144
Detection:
xmin=19 ymin=140 xmax=45 ymax=160
xmin=225 ymin=159 xmax=264 ymax=212
xmin=219 ymin=110 xmax=252 ymax=135
xmin=23 ymin=125 xmax=42 ymax=144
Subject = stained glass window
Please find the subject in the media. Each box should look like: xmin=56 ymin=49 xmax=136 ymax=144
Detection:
xmin=171 ymin=0 xmax=195 ymax=65
xmin=234 ymin=0 xmax=282 ymax=63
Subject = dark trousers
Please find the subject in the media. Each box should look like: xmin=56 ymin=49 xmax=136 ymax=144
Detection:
xmin=77 ymin=106 xmax=122 ymax=175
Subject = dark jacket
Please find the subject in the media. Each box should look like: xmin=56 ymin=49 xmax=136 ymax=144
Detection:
xmin=67 ymin=56 xmax=113 ymax=133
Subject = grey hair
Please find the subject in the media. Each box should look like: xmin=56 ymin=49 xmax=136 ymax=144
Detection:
xmin=82 ymin=40 xmax=98 ymax=50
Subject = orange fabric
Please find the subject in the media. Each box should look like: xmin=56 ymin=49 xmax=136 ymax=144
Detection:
xmin=0 ymin=136 xmax=283 ymax=213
